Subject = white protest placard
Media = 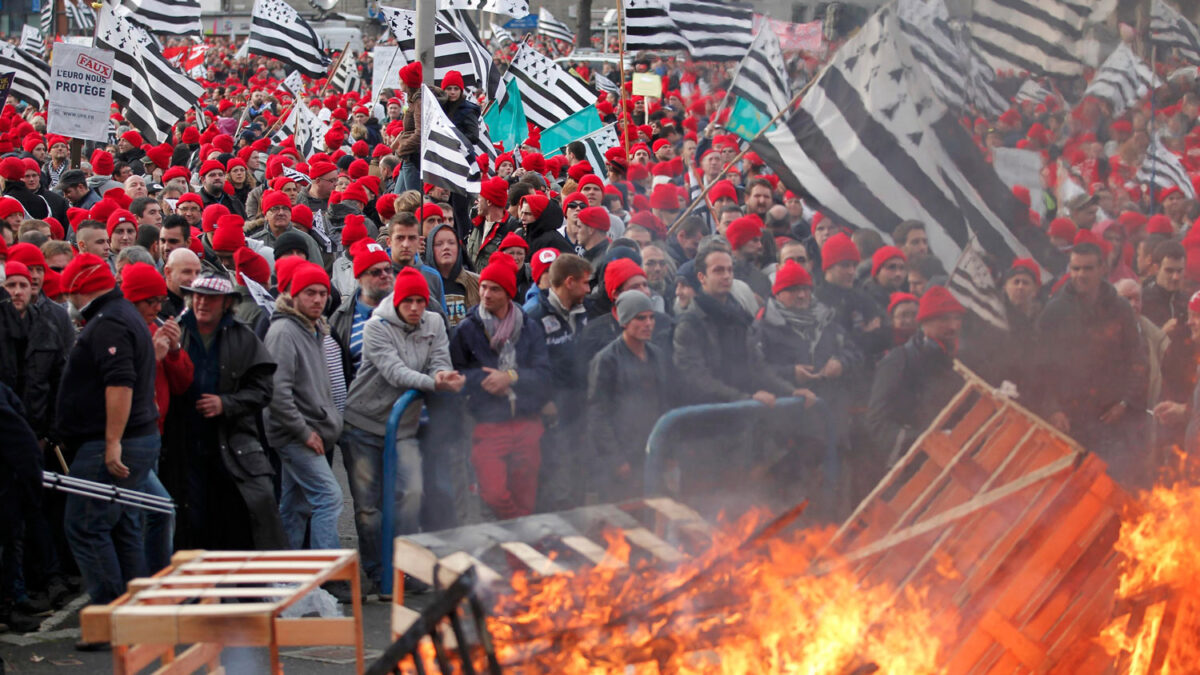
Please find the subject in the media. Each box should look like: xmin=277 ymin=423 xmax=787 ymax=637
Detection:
xmin=48 ymin=43 xmax=114 ymax=143
xmin=632 ymin=72 xmax=662 ymax=98
xmin=992 ymin=147 xmax=1046 ymax=218
xmin=371 ymin=46 xmax=406 ymax=103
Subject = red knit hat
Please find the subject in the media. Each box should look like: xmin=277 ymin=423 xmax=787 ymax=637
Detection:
xmin=604 ymin=258 xmax=646 ymax=300
xmin=201 ymin=204 xmax=230 ymax=233
xmin=341 ymin=214 xmax=369 ymax=247
xmin=262 ymin=190 xmax=292 ymax=213
xmin=578 ymin=206 xmax=610 ymax=231
xmin=376 ymin=194 xmax=397 ymax=222
xmin=916 ymin=286 xmax=966 ymax=322
xmin=399 ymin=62 xmax=423 ymax=89
xmin=1146 ymin=214 xmax=1174 ymax=235
xmin=4 ymin=261 xmax=30 ymax=283
xmin=234 ymin=247 xmax=270 ymax=286
xmin=291 ymin=204 xmax=314 ymax=230
xmin=821 ymin=232 xmax=859 ymax=271
xmin=120 ymin=262 xmax=167 ymax=302
xmin=522 ymin=153 xmax=546 ymax=174
xmin=341 ymin=181 xmax=369 ymax=204
xmin=1048 ymin=217 xmax=1077 ymax=241
xmin=480 ymin=251 xmax=518 ymax=298
xmin=649 ymin=183 xmax=681 ymax=210
xmin=6 ymin=243 xmax=45 ymax=270
xmin=887 ymin=292 xmax=919 ymax=315
xmin=567 ymin=161 xmax=594 ymax=182
xmin=725 ymin=216 xmax=762 ymax=251
xmin=307 ymin=161 xmax=337 ymax=180
xmin=772 ymin=259 xmax=812 ymax=294
xmin=707 ymin=179 xmax=738 ymax=205
xmin=441 ymin=70 xmax=465 ymax=90
xmin=106 ymin=209 xmax=137 ymax=237
xmin=353 ymin=241 xmax=391 ymax=278
xmin=199 ymin=159 xmax=225 ymax=177
xmin=530 ymin=247 xmax=559 ymax=283
xmin=212 ymin=222 xmax=246 ymax=252
xmin=104 ymin=188 xmax=133 ymax=210
xmin=90 ymin=150 xmax=114 ymax=176
xmin=870 ymin=245 xmax=906 ymax=278
xmin=499 ymin=231 xmax=529 ymax=251
xmin=480 ymin=176 xmax=508 ymax=208
xmin=393 ymin=266 xmax=430 ymax=305
xmin=61 ymin=253 xmax=115 ymax=295
xmin=290 ymin=262 xmax=330 ymax=294
xmin=1009 ymin=258 xmax=1041 ymax=286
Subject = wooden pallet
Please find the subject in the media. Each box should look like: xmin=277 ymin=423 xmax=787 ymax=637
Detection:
xmin=80 ymin=549 xmax=365 ymax=675
xmin=1095 ymin=586 xmax=1200 ymax=675
xmin=821 ymin=362 xmax=1134 ymax=675
xmin=391 ymin=497 xmax=712 ymax=639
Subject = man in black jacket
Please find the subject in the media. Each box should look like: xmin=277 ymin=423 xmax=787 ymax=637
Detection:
xmin=55 ymin=254 xmax=160 ymax=608
xmin=0 ymin=383 xmax=43 ymax=633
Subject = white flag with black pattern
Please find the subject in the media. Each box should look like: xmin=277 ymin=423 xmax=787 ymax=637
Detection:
xmin=438 ymin=0 xmax=528 ymax=19
xmin=1139 ymin=136 xmax=1196 ymax=200
xmin=537 ymin=7 xmax=574 ymax=44
xmin=506 ymin=44 xmax=596 ymax=130
xmin=247 ymin=0 xmax=330 ymax=79
xmin=1083 ymin=43 xmax=1159 ymax=116
xmin=0 ymin=43 xmax=49 ymax=108
xmin=123 ymin=0 xmax=203 ymax=36
xmin=1152 ymin=0 xmax=1200 ymax=66
xmin=20 ymin=25 xmax=46 ymax=58
xmin=421 ymin=84 xmax=480 ymax=196
xmin=948 ymin=237 xmax=1008 ymax=330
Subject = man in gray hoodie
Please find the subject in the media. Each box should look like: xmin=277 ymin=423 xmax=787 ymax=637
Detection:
xmin=342 ymin=268 xmax=463 ymax=589
xmin=264 ymin=262 xmax=344 ymax=552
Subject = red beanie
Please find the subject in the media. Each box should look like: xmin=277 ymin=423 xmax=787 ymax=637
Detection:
xmin=1009 ymin=258 xmax=1041 ymax=286
xmin=567 ymin=161 xmax=594 ymax=182
xmin=106 ymin=209 xmax=137 ymax=237
xmin=1118 ymin=211 xmax=1148 ymax=234
xmin=707 ymin=179 xmax=738 ymax=205
xmin=341 ymin=214 xmax=369 ymax=246
xmin=212 ymin=223 xmax=246 ymax=252
xmin=441 ymin=70 xmax=465 ymax=91
xmin=916 ymin=285 xmax=966 ymax=322
xmin=498 ymin=231 xmax=529 ymax=251
xmin=393 ymin=266 xmax=431 ymax=305
xmin=202 ymin=204 xmax=230 ymax=233
xmin=772 ymin=259 xmax=813 ymax=295
xmin=479 ymin=251 xmax=518 ymax=298
xmin=199 ymin=159 xmax=225 ymax=177
xmin=262 ymin=190 xmax=292 ymax=213
xmin=1146 ymin=214 xmax=1174 ymax=235
xmin=308 ymin=160 xmax=337 ymax=180
xmin=4 ymin=261 xmax=30 ymax=283
xmin=725 ymin=216 xmax=762 ymax=251
xmin=90 ymin=149 xmax=114 ymax=176
xmin=604 ymin=258 xmax=646 ymax=300
xmin=104 ymin=187 xmax=133 ymax=210
xmin=649 ymin=183 xmax=681 ymax=210
xmin=290 ymin=262 xmax=330 ymax=294
xmin=234 ymin=247 xmax=271 ymax=286
xmin=291 ymin=204 xmax=314 ymax=230
xmin=376 ymin=194 xmax=397 ymax=222
xmin=480 ymin=176 xmax=508 ymax=208
xmin=353 ymin=241 xmax=391 ymax=278
xmin=1048 ymin=217 xmax=1077 ymax=241
xmin=399 ymin=61 xmax=423 ymax=89
xmin=578 ymin=206 xmax=610 ymax=232
xmin=887 ymin=292 xmax=919 ymax=315
xmin=120 ymin=262 xmax=167 ymax=302
xmin=6 ymin=243 xmax=46 ymax=269
xmin=275 ymin=256 xmax=305 ymax=293
xmin=522 ymin=153 xmax=546 ymax=174
xmin=61 ymin=253 xmax=115 ymax=295
xmin=530 ymin=247 xmax=559 ymax=283
xmin=821 ymin=232 xmax=860 ymax=271
xmin=871 ymin=245 xmax=906 ymax=278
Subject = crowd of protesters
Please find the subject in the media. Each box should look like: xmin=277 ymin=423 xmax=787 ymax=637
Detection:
xmin=1 ymin=24 xmax=1199 ymax=645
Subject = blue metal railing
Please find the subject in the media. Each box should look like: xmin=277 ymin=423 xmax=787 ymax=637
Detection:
xmin=643 ymin=396 xmax=840 ymax=505
xmin=380 ymin=389 xmax=422 ymax=597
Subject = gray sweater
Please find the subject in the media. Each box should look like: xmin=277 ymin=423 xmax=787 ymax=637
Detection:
xmin=264 ymin=297 xmax=343 ymax=448
xmin=343 ymin=300 xmax=451 ymax=437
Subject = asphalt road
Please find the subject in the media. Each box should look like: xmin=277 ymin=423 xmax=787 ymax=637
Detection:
xmin=0 ymin=451 xmax=406 ymax=674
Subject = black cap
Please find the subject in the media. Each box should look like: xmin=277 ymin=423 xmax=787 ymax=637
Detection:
xmin=59 ymin=169 xmax=87 ymax=188
xmin=274 ymin=230 xmax=310 ymax=259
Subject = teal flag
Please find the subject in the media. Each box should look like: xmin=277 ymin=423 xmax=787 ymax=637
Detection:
xmin=483 ymin=78 xmax=528 ymax=152
xmin=727 ymin=96 xmax=775 ymax=142
xmin=540 ymin=104 xmax=602 ymax=157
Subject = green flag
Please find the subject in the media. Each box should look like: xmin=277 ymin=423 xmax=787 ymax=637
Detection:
xmin=483 ymin=78 xmax=528 ymax=152
xmin=727 ymin=96 xmax=775 ymax=142
xmin=540 ymin=104 xmax=602 ymax=157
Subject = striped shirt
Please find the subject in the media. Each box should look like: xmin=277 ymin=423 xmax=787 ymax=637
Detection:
xmin=323 ymin=334 xmax=347 ymax=413
xmin=349 ymin=299 xmax=372 ymax=369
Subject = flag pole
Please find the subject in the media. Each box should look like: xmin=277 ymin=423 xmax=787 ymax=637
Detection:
xmin=666 ymin=75 xmax=816 ymax=237
xmin=616 ymin=0 xmax=630 ymax=166
xmin=478 ymin=31 xmax=536 ymax=118
xmin=1148 ymin=43 xmax=1159 ymax=208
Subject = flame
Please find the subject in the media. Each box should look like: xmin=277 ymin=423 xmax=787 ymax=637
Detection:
xmin=456 ymin=511 xmax=948 ymax=674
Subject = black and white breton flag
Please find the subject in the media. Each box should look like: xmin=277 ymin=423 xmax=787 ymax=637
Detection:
xmin=123 ymin=0 xmax=203 ymax=36
xmin=279 ymin=70 xmax=305 ymax=98
xmin=948 ymin=237 xmax=1008 ymax=330
xmin=248 ymin=0 xmax=330 ymax=79
xmin=727 ymin=21 xmax=791 ymax=121
xmin=0 ymin=43 xmax=49 ymax=108
xmin=1014 ymin=79 xmax=1052 ymax=106
xmin=571 ymin=123 xmax=620 ymax=185
xmin=489 ymin=22 xmax=515 ymax=46
xmin=594 ymin=72 xmax=619 ymax=96
xmin=421 ymin=84 xmax=480 ymax=196
xmin=505 ymin=44 xmax=596 ymax=130
xmin=40 ymin=0 xmax=53 ymax=40
xmin=751 ymin=5 xmax=1061 ymax=274
xmin=970 ymin=0 xmax=1086 ymax=78
xmin=623 ymin=0 xmax=753 ymax=61
xmin=537 ymin=7 xmax=574 ymax=44
xmin=1139 ymin=137 xmax=1196 ymax=200
xmin=1083 ymin=43 xmax=1159 ymax=116
xmin=898 ymin=0 xmax=1005 ymax=117
xmin=439 ymin=0 xmax=528 ymax=19
xmin=66 ymin=0 xmax=96 ymax=31
xmin=329 ymin=50 xmax=361 ymax=94
xmin=192 ymin=101 xmax=209 ymax=131
xmin=1151 ymin=0 xmax=1200 ymax=66
xmin=19 ymin=25 xmax=45 ymax=58
xmin=379 ymin=8 xmax=497 ymax=98
xmin=275 ymin=101 xmax=328 ymax=156
xmin=96 ymin=5 xmax=205 ymax=145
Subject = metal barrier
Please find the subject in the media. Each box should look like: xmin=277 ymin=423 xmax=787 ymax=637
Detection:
xmin=643 ymin=396 xmax=840 ymax=508
xmin=381 ymin=389 xmax=423 ymax=597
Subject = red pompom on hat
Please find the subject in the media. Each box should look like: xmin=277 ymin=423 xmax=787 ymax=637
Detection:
xmin=289 ymin=262 xmax=330 ymax=294
xmin=821 ymin=232 xmax=860 ymax=271
xmin=341 ymin=214 xmax=368 ymax=247
xmin=393 ymin=266 xmax=431 ymax=306
xmin=578 ymin=206 xmax=610 ymax=232
xmin=480 ymin=251 xmax=519 ymax=298
xmin=604 ymin=258 xmax=646 ymax=301
xmin=499 ymin=231 xmax=529 ymax=251
xmin=887 ymin=291 xmax=919 ymax=316
xmin=353 ymin=241 xmax=391 ymax=278
xmin=61 ymin=253 xmax=115 ymax=295
xmin=772 ymin=259 xmax=813 ymax=295
xmin=530 ymin=247 xmax=559 ymax=283
xmin=917 ymin=285 xmax=966 ymax=322
xmin=871 ymin=245 xmax=906 ymax=278
xmin=120 ymin=262 xmax=167 ymax=302
xmin=725 ymin=216 xmax=762 ymax=251
xmin=234 ymin=247 xmax=270 ymax=286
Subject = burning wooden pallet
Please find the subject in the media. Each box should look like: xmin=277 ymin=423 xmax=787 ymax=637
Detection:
xmin=80 ymin=549 xmax=365 ymax=675
xmin=821 ymin=362 xmax=1134 ymax=674
xmin=1100 ymin=586 xmax=1200 ymax=674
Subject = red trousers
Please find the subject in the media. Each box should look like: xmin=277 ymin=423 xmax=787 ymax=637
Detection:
xmin=471 ymin=418 xmax=543 ymax=519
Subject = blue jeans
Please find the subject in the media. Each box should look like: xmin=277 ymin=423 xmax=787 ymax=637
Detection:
xmin=140 ymin=470 xmax=173 ymax=573
xmin=394 ymin=157 xmax=420 ymax=194
xmin=278 ymin=442 xmax=343 ymax=550
xmin=64 ymin=434 xmax=160 ymax=605
xmin=341 ymin=425 xmax=422 ymax=583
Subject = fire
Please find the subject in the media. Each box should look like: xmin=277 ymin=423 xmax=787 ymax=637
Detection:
xmin=1097 ymin=451 xmax=1200 ymax=674
xmin=473 ymin=511 xmax=946 ymax=674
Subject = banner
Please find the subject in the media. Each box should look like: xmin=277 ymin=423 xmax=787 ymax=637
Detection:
xmin=47 ymin=43 xmax=115 ymax=143
xmin=482 ymin=77 xmax=528 ymax=152
xmin=538 ymin=103 xmax=601 ymax=154
xmin=371 ymin=46 xmax=406 ymax=102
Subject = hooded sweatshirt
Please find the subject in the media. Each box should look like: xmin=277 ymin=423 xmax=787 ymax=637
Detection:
xmin=426 ymin=223 xmax=480 ymax=327
xmin=263 ymin=295 xmax=343 ymax=448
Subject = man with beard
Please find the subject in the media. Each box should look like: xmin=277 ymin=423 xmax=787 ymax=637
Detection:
xmin=330 ymin=241 xmax=394 ymax=377
xmin=467 ymin=177 xmax=518 ymax=269
xmin=198 ymin=161 xmax=245 ymax=218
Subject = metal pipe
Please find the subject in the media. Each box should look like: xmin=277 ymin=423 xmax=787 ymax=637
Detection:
xmin=43 ymin=471 xmax=173 ymax=507
xmin=43 ymin=480 xmax=175 ymax=515
xmin=381 ymin=390 xmax=423 ymax=597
